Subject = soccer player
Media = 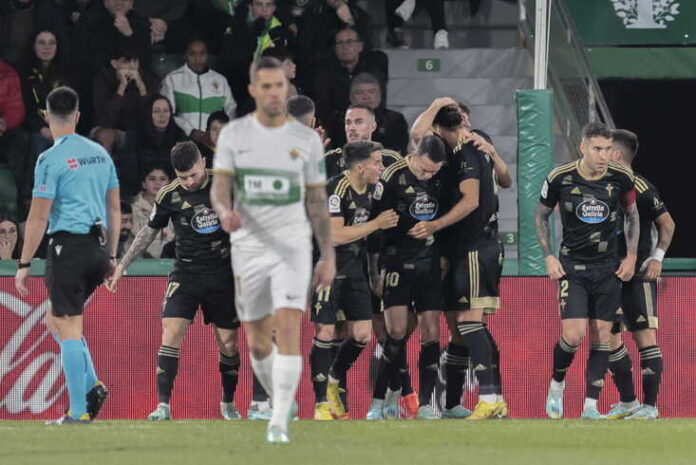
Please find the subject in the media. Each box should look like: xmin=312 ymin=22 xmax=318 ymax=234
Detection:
xmin=323 ymin=104 xmax=403 ymax=178
xmin=107 ymin=142 xmax=241 ymax=421
xmin=366 ymin=135 xmax=448 ymax=420
xmin=287 ymin=95 xmax=316 ymax=128
xmin=409 ymin=103 xmax=511 ymax=420
xmin=536 ymin=122 xmax=639 ymax=420
xmin=604 ymin=129 xmax=674 ymax=420
xmin=211 ymin=56 xmax=335 ymax=444
xmin=311 ymin=140 xmax=398 ymax=420
xmin=15 ymin=86 xmax=120 ymax=424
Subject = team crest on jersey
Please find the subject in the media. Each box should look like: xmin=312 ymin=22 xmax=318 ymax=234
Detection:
xmin=191 ymin=208 xmax=221 ymax=234
xmin=290 ymin=148 xmax=300 ymax=160
xmin=373 ymin=182 xmax=383 ymax=200
xmin=351 ymin=207 xmax=370 ymax=225
xmin=576 ymin=199 xmax=610 ymax=224
xmin=606 ymin=184 xmax=614 ymax=197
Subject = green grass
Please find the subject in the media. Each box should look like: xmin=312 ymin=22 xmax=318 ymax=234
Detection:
xmin=1 ymin=419 xmax=695 ymax=465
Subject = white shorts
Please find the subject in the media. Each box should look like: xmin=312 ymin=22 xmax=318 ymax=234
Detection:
xmin=231 ymin=240 xmax=312 ymax=322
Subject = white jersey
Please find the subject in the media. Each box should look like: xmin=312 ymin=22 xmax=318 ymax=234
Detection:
xmin=214 ymin=114 xmax=326 ymax=252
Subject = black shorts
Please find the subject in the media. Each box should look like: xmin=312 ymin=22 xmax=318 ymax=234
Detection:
xmin=612 ymin=278 xmax=658 ymax=333
xmin=558 ymin=258 xmax=621 ymax=322
xmin=381 ymin=255 xmax=443 ymax=312
xmin=45 ymin=232 xmax=110 ymax=317
xmin=162 ymin=268 xmax=239 ymax=329
xmin=446 ymin=239 xmax=503 ymax=312
xmin=311 ymin=274 xmax=372 ymax=324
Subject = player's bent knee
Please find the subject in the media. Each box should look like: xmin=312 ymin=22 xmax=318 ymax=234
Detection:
xmin=633 ymin=329 xmax=657 ymax=348
xmin=314 ymin=323 xmax=336 ymax=341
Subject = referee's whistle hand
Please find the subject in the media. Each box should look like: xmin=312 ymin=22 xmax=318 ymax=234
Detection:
xmin=221 ymin=210 xmax=242 ymax=233
xmin=15 ymin=268 xmax=30 ymax=296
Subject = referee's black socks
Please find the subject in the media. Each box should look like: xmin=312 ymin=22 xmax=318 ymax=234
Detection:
xmin=157 ymin=345 xmax=180 ymax=404
xmin=219 ymin=352 xmax=240 ymax=403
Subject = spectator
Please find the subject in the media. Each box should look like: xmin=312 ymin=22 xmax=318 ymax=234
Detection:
xmin=161 ymin=38 xmax=235 ymax=146
xmin=133 ymin=0 xmax=194 ymax=53
xmin=117 ymin=200 xmax=133 ymax=258
xmin=0 ymin=0 xmax=34 ymax=63
xmin=0 ymin=58 xmax=28 ymax=216
xmin=349 ymin=72 xmax=408 ymax=154
xmin=18 ymin=29 xmax=74 ymax=182
xmin=385 ymin=0 xmax=448 ymax=49
xmin=121 ymin=94 xmax=185 ymax=196
xmin=311 ymin=27 xmax=388 ymax=146
xmin=130 ymin=164 xmax=175 ymax=258
xmin=72 ymin=0 xmax=151 ymax=74
xmin=295 ymin=0 xmax=371 ymax=77
xmin=0 ymin=214 xmax=21 ymax=260
xmin=218 ymin=0 xmax=292 ymax=113
xmin=287 ymin=94 xmax=315 ymax=127
xmin=196 ymin=111 xmax=229 ymax=167
xmin=91 ymin=46 xmax=159 ymax=155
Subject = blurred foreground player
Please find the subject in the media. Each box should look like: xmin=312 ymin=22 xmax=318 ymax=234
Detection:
xmin=108 ymin=142 xmax=242 ymax=421
xmin=211 ymin=57 xmax=335 ymax=444
xmin=16 ymin=86 xmax=120 ymax=424
xmin=536 ymin=123 xmax=639 ymax=420
xmin=604 ymin=129 xmax=674 ymax=420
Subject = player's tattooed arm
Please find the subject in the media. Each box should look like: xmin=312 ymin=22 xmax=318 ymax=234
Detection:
xmin=306 ymin=186 xmax=336 ymax=288
xmin=105 ymin=225 xmax=158 ymax=292
xmin=655 ymin=212 xmax=675 ymax=252
xmin=616 ymin=201 xmax=639 ymax=281
xmin=535 ymin=203 xmax=565 ymax=280
xmin=120 ymin=225 xmax=158 ymax=269
xmin=535 ymin=203 xmax=554 ymax=258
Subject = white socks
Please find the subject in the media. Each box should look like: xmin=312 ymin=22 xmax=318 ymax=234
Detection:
xmin=480 ymin=394 xmax=497 ymax=403
xmin=583 ymin=398 xmax=598 ymax=410
xmin=269 ymin=354 xmax=302 ymax=432
xmin=250 ymin=345 xmax=277 ymax=398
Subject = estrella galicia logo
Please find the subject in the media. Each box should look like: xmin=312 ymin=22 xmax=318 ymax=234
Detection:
xmin=576 ymin=199 xmax=609 ymax=224
xmin=409 ymin=194 xmax=438 ymax=221
xmin=191 ymin=209 xmax=221 ymax=234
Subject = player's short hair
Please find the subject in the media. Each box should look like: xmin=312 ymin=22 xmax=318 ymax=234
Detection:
xmin=46 ymin=86 xmax=79 ymax=120
xmin=343 ymin=141 xmax=383 ymax=168
xmin=433 ymin=104 xmax=462 ymax=130
xmin=287 ymin=95 xmax=315 ymax=119
xmin=457 ymin=101 xmax=471 ymax=116
xmin=350 ymin=72 xmax=380 ymax=91
xmin=120 ymin=200 xmax=132 ymax=215
xmin=582 ymin=122 xmax=612 ymax=141
xmin=249 ymin=56 xmax=284 ymax=81
xmin=170 ymin=141 xmax=202 ymax=172
xmin=206 ymin=111 xmax=229 ymax=131
xmin=611 ymin=129 xmax=639 ymax=160
xmin=346 ymin=104 xmax=375 ymax=117
xmin=416 ymin=135 xmax=446 ymax=163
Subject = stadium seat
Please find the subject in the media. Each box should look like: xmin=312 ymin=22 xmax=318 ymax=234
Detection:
xmin=0 ymin=164 xmax=18 ymax=216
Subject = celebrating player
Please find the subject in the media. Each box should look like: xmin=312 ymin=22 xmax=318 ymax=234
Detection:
xmin=211 ymin=57 xmax=335 ymax=444
xmin=108 ymin=142 xmax=241 ymax=421
xmin=536 ymin=122 xmax=639 ymax=420
xmin=604 ymin=129 xmax=674 ymax=420
xmin=367 ymin=135 xmax=448 ymax=420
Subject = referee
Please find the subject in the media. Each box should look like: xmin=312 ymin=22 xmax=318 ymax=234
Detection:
xmin=15 ymin=86 xmax=120 ymax=425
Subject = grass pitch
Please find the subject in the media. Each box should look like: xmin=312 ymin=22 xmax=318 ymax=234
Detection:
xmin=1 ymin=419 xmax=695 ymax=465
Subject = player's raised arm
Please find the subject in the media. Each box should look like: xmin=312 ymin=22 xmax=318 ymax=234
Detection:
xmin=410 ymin=97 xmax=458 ymax=145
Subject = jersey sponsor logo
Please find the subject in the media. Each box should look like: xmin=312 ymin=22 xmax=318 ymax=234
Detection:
xmin=190 ymin=208 xmax=221 ymax=234
xmin=409 ymin=193 xmax=438 ymax=221
xmin=541 ymin=180 xmax=549 ymax=199
xmin=576 ymin=199 xmax=610 ymax=224
xmin=238 ymin=168 xmax=301 ymax=205
xmin=67 ymin=158 xmax=79 ymax=170
xmin=328 ymin=195 xmax=341 ymax=213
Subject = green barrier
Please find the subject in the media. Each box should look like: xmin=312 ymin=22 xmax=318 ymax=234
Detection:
xmin=516 ymin=89 xmax=554 ymax=276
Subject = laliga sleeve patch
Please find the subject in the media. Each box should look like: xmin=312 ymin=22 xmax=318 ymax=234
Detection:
xmin=328 ymin=194 xmax=341 ymax=213
xmin=373 ymin=182 xmax=384 ymax=200
xmin=540 ymin=179 xmax=549 ymax=199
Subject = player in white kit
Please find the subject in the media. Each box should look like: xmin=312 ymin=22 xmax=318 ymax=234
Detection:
xmin=211 ymin=57 xmax=335 ymax=444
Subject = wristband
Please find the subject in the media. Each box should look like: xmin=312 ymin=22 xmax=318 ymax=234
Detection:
xmin=652 ymin=248 xmax=665 ymax=262
xmin=17 ymin=260 xmax=31 ymax=269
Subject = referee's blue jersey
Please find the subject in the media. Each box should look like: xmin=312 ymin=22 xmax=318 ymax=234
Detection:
xmin=32 ymin=134 xmax=119 ymax=235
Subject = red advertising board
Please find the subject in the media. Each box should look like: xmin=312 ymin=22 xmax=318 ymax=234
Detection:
xmin=1 ymin=277 xmax=694 ymax=420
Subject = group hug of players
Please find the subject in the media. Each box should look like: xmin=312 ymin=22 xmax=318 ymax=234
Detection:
xmin=105 ymin=96 xmax=673 ymax=423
